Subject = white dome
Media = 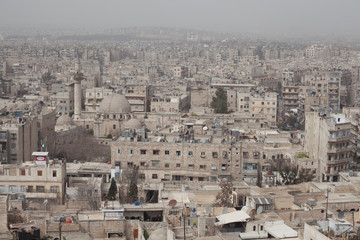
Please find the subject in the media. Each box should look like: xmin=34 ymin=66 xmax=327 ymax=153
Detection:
xmin=56 ymin=115 xmax=73 ymax=125
xmin=124 ymin=118 xmax=143 ymax=130
xmin=99 ymin=93 xmax=131 ymax=114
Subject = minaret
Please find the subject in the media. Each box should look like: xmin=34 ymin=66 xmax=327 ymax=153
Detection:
xmin=73 ymin=62 xmax=83 ymax=121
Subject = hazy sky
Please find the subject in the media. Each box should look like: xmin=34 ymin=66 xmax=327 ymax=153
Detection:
xmin=1 ymin=0 xmax=360 ymax=36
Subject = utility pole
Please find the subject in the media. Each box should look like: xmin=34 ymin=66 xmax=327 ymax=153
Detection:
xmin=59 ymin=219 xmax=62 ymax=240
xmin=183 ymin=211 xmax=186 ymax=240
xmin=325 ymin=187 xmax=329 ymax=220
xmin=326 ymin=187 xmax=330 ymax=236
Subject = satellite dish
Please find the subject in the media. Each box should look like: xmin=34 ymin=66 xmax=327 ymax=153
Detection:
xmin=257 ymin=206 xmax=263 ymax=214
xmin=203 ymin=126 xmax=208 ymax=131
xmin=294 ymin=217 xmax=301 ymax=226
xmin=168 ymin=199 xmax=177 ymax=207
xmin=338 ymin=211 xmax=344 ymax=219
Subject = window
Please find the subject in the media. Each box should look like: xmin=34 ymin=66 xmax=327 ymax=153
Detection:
xmin=152 ymin=174 xmax=158 ymax=179
xmin=221 ymin=164 xmax=227 ymax=170
xmin=50 ymin=186 xmax=59 ymax=193
xmin=129 ymin=149 xmax=133 ymax=155
xmin=113 ymin=124 xmax=116 ymax=129
xmin=20 ymin=169 xmax=25 ymax=176
xmin=188 ymin=151 xmax=193 ymax=157
xmin=176 ymin=163 xmax=181 ymax=168
xmin=253 ymin=152 xmax=260 ymax=159
xmin=36 ymin=186 xmax=45 ymax=193
xmin=20 ymin=185 xmax=26 ymax=192
xmin=243 ymin=152 xmax=249 ymax=158
xmin=37 ymin=170 xmax=42 ymax=176
xmin=52 ymin=171 xmax=57 ymax=177
xmin=200 ymin=165 xmax=206 ymax=170
xmin=243 ymin=163 xmax=258 ymax=170
xmin=188 ymin=164 xmax=194 ymax=169
xmin=27 ymin=186 xmax=33 ymax=192
xmin=153 ymin=150 xmax=160 ymax=155
xmin=127 ymin=162 xmax=133 ymax=167
xmin=211 ymin=164 xmax=217 ymax=170
xmin=212 ymin=152 xmax=218 ymax=158
xmin=140 ymin=149 xmax=147 ymax=155
xmin=117 ymin=149 xmax=121 ymax=154
xmin=140 ymin=162 xmax=147 ymax=167
xmin=139 ymin=174 xmax=145 ymax=180
xmin=165 ymin=150 xmax=170 ymax=155
xmin=176 ymin=151 xmax=181 ymax=156
xmin=165 ymin=163 xmax=170 ymax=168
xmin=152 ymin=160 xmax=160 ymax=167
xmin=9 ymin=185 xmax=17 ymax=192
xmin=222 ymin=151 xmax=228 ymax=158
xmin=200 ymin=152 xmax=206 ymax=158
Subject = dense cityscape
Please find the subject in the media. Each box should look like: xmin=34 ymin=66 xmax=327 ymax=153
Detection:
xmin=1 ymin=1 xmax=360 ymax=240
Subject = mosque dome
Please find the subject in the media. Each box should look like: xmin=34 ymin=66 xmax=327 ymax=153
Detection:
xmin=99 ymin=93 xmax=131 ymax=114
xmin=56 ymin=115 xmax=73 ymax=125
xmin=124 ymin=118 xmax=143 ymax=130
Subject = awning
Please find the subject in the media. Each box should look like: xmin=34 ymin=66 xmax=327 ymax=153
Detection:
xmin=215 ymin=210 xmax=250 ymax=226
xmin=252 ymin=197 xmax=273 ymax=205
xmin=264 ymin=221 xmax=298 ymax=238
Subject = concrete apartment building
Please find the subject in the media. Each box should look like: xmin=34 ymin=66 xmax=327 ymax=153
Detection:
xmin=111 ymin=139 xmax=243 ymax=183
xmin=237 ymin=92 xmax=278 ymax=126
xmin=151 ymin=93 xmax=191 ymax=113
xmin=0 ymin=118 xmax=38 ymax=164
xmin=349 ymin=66 xmax=360 ymax=107
xmin=282 ymin=85 xmax=299 ymax=113
xmin=51 ymin=91 xmax=74 ymax=116
xmin=0 ymin=152 xmax=66 ymax=204
xmin=124 ymin=85 xmax=151 ymax=112
xmin=85 ymin=87 xmax=112 ymax=112
xmin=111 ymin=123 xmax=245 ymax=183
xmin=305 ymin=112 xmax=353 ymax=182
xmin=173 ymin=66 xmax=187 ymax=79
xmin=301 ymin=73 xmax=341 ymax=112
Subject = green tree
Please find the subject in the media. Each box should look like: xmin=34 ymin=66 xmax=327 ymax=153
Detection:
xmin=298 ymin=168 xmax=316 ymax=183
xmin=41 ymin=71 xmax=55 ymax=82
xmin=271 ymin=159 xmax=315 ymax=185
xmin=213 ymin=179 xmax=233 ymax=207
xmin=108 ymin=178 xmax=117 ymax=200
xmin=211 ymin=88 xmax=228 ymax=113
xmin=143 ymin=229 xmax=149 ymax=240
xmin=127 ymin=165 xmax=139 ymax=203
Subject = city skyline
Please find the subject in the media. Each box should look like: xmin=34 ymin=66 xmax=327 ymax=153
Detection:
xmin=1 ymin=0 xmax=360 ymax=38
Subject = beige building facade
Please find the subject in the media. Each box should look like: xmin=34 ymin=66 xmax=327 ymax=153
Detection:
xmin=0 ymin=154 xmax=66 ymax=204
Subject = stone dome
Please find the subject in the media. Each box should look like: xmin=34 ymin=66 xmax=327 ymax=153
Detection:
xmin=99 ymin=93 xmax=131 ymax=114
xmin=56 ymin=115 xmax=73 ymax=125
xmin=124 ymin=118 xmax=143 ymax=130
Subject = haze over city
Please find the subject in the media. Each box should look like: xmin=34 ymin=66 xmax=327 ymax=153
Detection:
xmin=1 ymin=0 xmax=360 ymax=38
xmin=1 ymin=0 xmax=360 ymax=239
